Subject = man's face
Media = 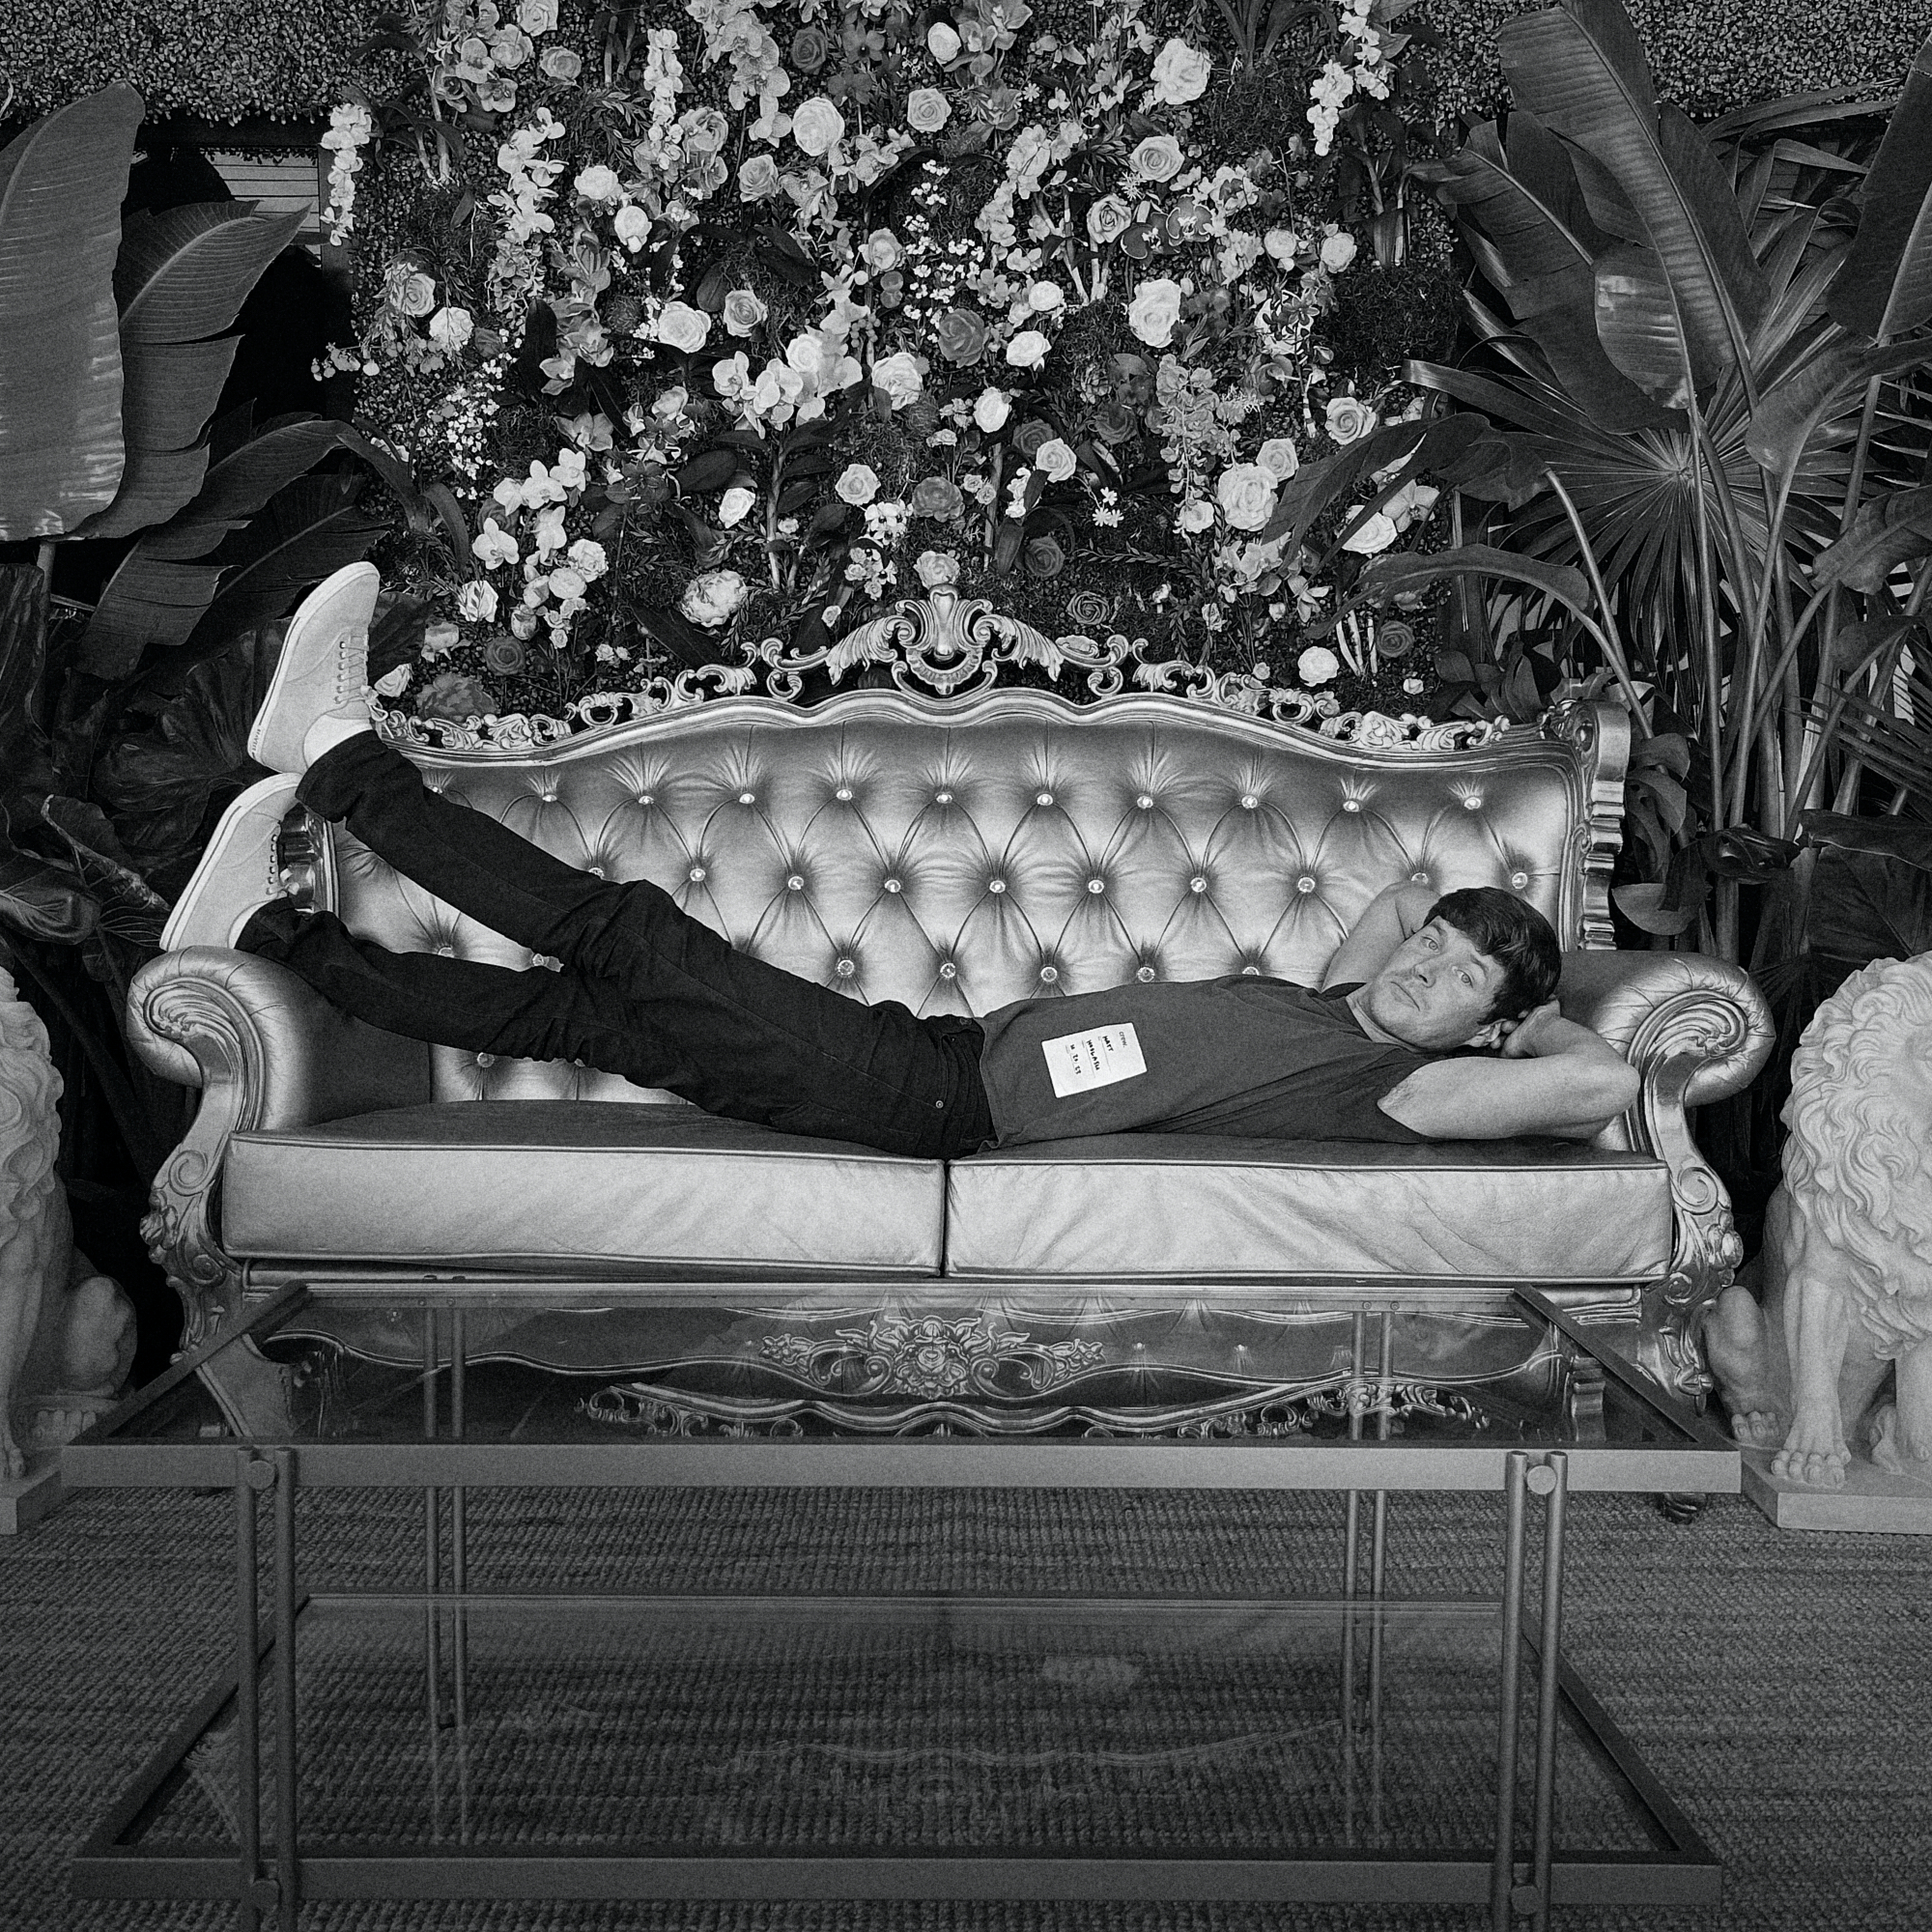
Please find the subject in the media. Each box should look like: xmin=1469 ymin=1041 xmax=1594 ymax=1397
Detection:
xmin=1356 ymin=918 xmax=1512 ymax=1051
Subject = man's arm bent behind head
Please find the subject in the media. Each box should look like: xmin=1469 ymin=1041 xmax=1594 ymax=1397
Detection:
xmin=1376 ymin=1000 xmax=1642 ymax=1140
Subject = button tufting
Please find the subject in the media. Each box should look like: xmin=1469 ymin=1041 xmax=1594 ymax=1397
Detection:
xmin=1241 ymin=964 xmax=1262 ymax=976
xmin=1463 ymin=795 xmax=1483 ymax=810
xmin=1240 ymin=794 xmax=1259 ymax=810
xmin=1135 ymin=793 xmax=1154 ymax=810
xmin=1296 ymin=876 xmax=1316 ymax=894
xmin=1411 ymin=871 xmax=1430 ymax=885
xmin=637 ymin=792 xmax=654 ymax=807
xmin=435 ymin=942 xmax=454 ymax=956
xmin=935 ymin=789 xmax=953 ymax=805
xmin=1036 ymin=790 xmax=1055 ymax=807
xmin=476 ymin=1052 xmax=496 ymax=1065
xmin=835 ymin=785 xmax=854 ymax=802
xmin=1087 ymin=877 xmax=1105 ymax=894
xmin=540 ymin=790 xmax=558 ymax=804
xmin=1038 ymin=964 xmax=1059 ymax=983
xmin=687 ymin=865 xmax=705 ymax=882
xmin=786 ymin=874 xmax=806 ymax=892
xmin=1136 ymin=964 xmax=1156 ymax=982
xmin=1342 ymin=799 xmax=1361 ymax=812
xmin=1189 ymin=875 xmax=1208 ymax=894
xmin=988 ymin=877 xmax=1007 ymax=894
xmin=835 ymin=956 xmax=856 ymax=978
xmin=883 ymin=876 xmax=902 ymax=894
xmin=939 ymin=961 xmax=957 ymax=980
xmin=588 ymin=865 xmax=607 ymax=878
xmin=738 ymin=790 xmax=756 ymax=806
xmin=1511 ymin=870 xmax=1530 ymax=889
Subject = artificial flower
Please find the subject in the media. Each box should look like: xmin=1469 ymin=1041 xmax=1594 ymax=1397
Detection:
xmin=1129 ymin=134 xmax=1185 ymax=185
xmin=723 ymin=288 xmax=769 ymax=337
xmin=926 ymin=21 xmax=961 ymax=60
xmin=655 ymin=301 xmax=712 ymax=353
xmin=1257 ymin=437 xmax=1301 ymax=482
xmin=456 ymin=580 xmax=499 ymax=622
xmin=715 ymin=485 xmax=757 ymax=529
xmin=915 ymin=549 xmax=961 ymax=587
xmin=738 ymin=155 xmax=781 ymax=199
xmin=1005 ymin=329 xmax=1051 ymax=369
xmin=871 ymin=350 xmax=927 ymax=408
xmin=1296 ymin=646 xmax=1341 ymax=685
xmin=1035 ymin=438 xmax=1078 ymax=483
xmin=612 ymin=204 xmax=650 ymax=250
xmin=1178 ymin=499 xmax=1216 ymax=535
xmin=836 ymin=463 xmax=881 ymax=505
xmin=1321 ymin=231 xmax=1359 ymax=273
xmin=1341 ymin=509 xmax=1399 ymax=554
xmin=678 ymin=567 xmax=749 ymax=629
xmin=474 ymin=517 xmax=520 ymax=569
xmin=428 ymin=305 xmax=473 ymax=353
xmin=1149 ymin=37 xmax=1212 ymax=104
xmin=573 ymin=163 xmax=621 ymax=204
xmin=1324 ymin=395 xmax=1378 ymax=444
xmin=1216 ymin=463 xmax=1279 ymax=531
xmin=790 ymin=25 xmax=829 ymax=71
xmin=906 ymin=88 xmax=951 ymax=132
xmin=384 ymin=266 xmax=438 ymax=317
xmin=1264 ymin=228 xmax=1299 ymax=264
xmin=1023 ymin=534 xmax=1065 ymax=578
xmin=566 ymin=537 xmax=609 ymax=578
xmin=934 ymin=308 xmax=989 ymax=364
xmin=1126 ymin=279 xmax=1184 ymax=348
xmin=538 ymin=45 xmax=580 ymax=80
xmin=1087 ymin=196 xmax=1133 ymax=245
xmin=415 ymin=671 xmax=498 ymax=722
xmin=973 ymin=386 xmax=1011 ymax=431
xmin=790 ymin=98 xmax=846 ymax=157
xmin=911 ymin=476 xmax=965 ymax=520
xmin=862 ymin=230 xmax=903 ymax=271
xmin=516 ymin=0 xmax=556 ymax=33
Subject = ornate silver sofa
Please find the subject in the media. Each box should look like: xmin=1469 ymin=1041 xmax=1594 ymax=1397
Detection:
xmin=128 ymin=589 xmax=1773 ymax=1435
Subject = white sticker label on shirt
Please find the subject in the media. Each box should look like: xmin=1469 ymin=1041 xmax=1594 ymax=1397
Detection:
xmin=1041 ymin=1022 xmax=1148 ymax=1098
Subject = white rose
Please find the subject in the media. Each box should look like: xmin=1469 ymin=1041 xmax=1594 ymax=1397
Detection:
xmin=1035 ymin=438 xmax=1077 ymax=483
xmin=1297 ymin=645 xmax=1341 ymax=685
xmin=718 ymin=485 xmax=757 ymax=527
xmin=1321 ymin=230 xmax=1359 ymax=273
xmin=548 ymin=565 xmax=588 ymax=600
xmin=574 ymin=163 xmax=622 ymax=204
xmin=516 ymin=0 xmax=556 ymax=32
xmin=927 ymin=21 xmax=961 ymax=60
xmin=1264 ymin=227 xmax=1299 ymax=264
xmin=836 ymin=462 xmax=880 ymax=505
xmin=1005 ymin=328 xmax=1050 ymax=369
xmin=790 ymin=97 xmax=846 ymax=157
xmin=871 ymin=350 xmax=926 ymax=408
xmin=1324 ymin=395 xmax=1378 ymax=445
xmin=654 ymin=301 xmax=712 ymax=353
xmin=1216 ymin=463 xmax=1279 ymax=532
xmin=1126 ymin=278 xmax=1184 ymax=349
xmin=1149 ymin=36 xmax=1212 ymax=105
xmin=1178 ymin=499 xmax=1216 ymax=535
xmin=613 ymin=204 xmax=651 ymax=250
xmin=915 ymin=549 xmax=960 ymax=587
xmin=1027 ymin=281 xmax=1065 ymax=314
xmin=973 ymin=385 xmax=1011 ymax=432
xmin=1257 ymin=437 xmax=1301 ymax=482
xmin=456 ymin=580 xmax=498 ymax=622
xmin=1341 ymin=508 xmax=1401 ymax=554
xmin=678 ymin=567 xmax=749 ymax=629
xmin=566 ymin=537 xmax=609 ymax=578
xmin=428 ymin=304 xmax=473 ymax=354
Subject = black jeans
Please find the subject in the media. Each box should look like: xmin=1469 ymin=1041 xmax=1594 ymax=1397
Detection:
xmin=239 ymin=733 xmax=996 ymax=1159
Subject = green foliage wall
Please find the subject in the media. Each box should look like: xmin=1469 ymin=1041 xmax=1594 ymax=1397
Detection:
xmin=4 ymin=0 xmax=372 ymax=122
xmin=1422 ymin=0 xmax=1932 ymax=121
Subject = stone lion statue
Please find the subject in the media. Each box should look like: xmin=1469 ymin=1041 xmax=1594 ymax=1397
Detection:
xmin=0 ymin=965 xmax=136 ymax=1482
xmin=1707 ymin=952 xmax=1932 ymax=1489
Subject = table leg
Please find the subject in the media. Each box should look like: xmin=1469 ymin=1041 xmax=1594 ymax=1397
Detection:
xmin=271 ymin=1449 xmax=299 ymax=1932
xmin=1490 ymin=1450 xmax=1530 ymax=1931
xmin=1527 ymin=1452 xmax=1569 ymax=1930
xmin=423 ymin=1307 xmax=443 ymax=1840
xmin=233 ymin=1453 xmax=262 ymax=1932
xmin=451 ymin=1307 xmax=470 ymax=1844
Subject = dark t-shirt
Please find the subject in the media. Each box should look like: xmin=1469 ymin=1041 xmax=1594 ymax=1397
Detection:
xmin=976 ymin=976 xmax=1444 ymax=1148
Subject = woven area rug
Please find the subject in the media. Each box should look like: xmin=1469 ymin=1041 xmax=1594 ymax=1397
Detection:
xmin=4 ymin=1482 xmax=1927 ymax=1930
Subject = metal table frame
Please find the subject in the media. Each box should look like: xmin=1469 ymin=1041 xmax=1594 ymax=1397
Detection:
xmin=66 ymin=1282 xmax=1737 ymax=1928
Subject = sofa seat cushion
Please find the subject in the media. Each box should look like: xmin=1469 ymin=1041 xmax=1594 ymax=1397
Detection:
xmin=222 ymin=1102 xmax=946 ymax=1275
xmin=944 ymin=1135 xmax=1672 ymax=1282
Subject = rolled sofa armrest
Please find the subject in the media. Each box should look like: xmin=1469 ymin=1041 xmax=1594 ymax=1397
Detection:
xmin=1554 ymin=949 xmax=1772 ymax=1406
xmin=128 ymin=947 xmax=433 ymax=1349
xmin=1555 ymin=949 xmax=1774 ymax=1107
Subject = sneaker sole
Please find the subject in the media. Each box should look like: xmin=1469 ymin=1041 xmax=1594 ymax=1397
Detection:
xmin=246 ymin=560 xmax=381 ymax=773
xmin=159 ymin=773 xmax=301 ymax=952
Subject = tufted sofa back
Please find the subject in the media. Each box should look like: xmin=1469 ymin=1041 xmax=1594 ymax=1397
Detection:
xmin=330 ymin=691 xmax=1622 ymax=1104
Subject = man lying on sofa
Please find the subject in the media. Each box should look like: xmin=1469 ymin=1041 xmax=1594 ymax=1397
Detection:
xmin=165 ymin=565 xmax=1642 ymax=1164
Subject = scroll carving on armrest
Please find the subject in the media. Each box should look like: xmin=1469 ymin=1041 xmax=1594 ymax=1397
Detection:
xmin=1556 ymin=951 xmax=1773 ymax=1405
xmin=128 ymin=948 xmax=433 ymax=1348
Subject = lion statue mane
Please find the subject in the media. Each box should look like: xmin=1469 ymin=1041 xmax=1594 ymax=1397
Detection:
xmin=1708 ymin=951 xmax=1932 ymax=1489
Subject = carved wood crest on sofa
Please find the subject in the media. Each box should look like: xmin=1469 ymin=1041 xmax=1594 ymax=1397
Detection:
xmin=127 ymin=587 xmax=1773 ymax=1435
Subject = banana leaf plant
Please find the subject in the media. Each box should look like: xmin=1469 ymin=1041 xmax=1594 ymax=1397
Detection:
xmin=1322 ymin=0 xmax=1932 ymax=960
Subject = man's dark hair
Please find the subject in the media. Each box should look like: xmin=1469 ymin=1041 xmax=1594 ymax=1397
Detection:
xmin=1428 ymin=888 xmax=1561 ymax=1023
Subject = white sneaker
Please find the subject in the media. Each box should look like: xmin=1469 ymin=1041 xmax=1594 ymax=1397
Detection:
xmin=159 ymin=775 xmax=301 ymax=952
xmin=246 ymin=562 xmax=381 ymax=775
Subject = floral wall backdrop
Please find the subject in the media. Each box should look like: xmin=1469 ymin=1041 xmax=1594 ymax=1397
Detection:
xmin=313 ymin=0 xmax=1464 ymax=740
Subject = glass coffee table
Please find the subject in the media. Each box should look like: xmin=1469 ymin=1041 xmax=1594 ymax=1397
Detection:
xmin=64 ymin=1282 xmax=1739 ymax=1930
